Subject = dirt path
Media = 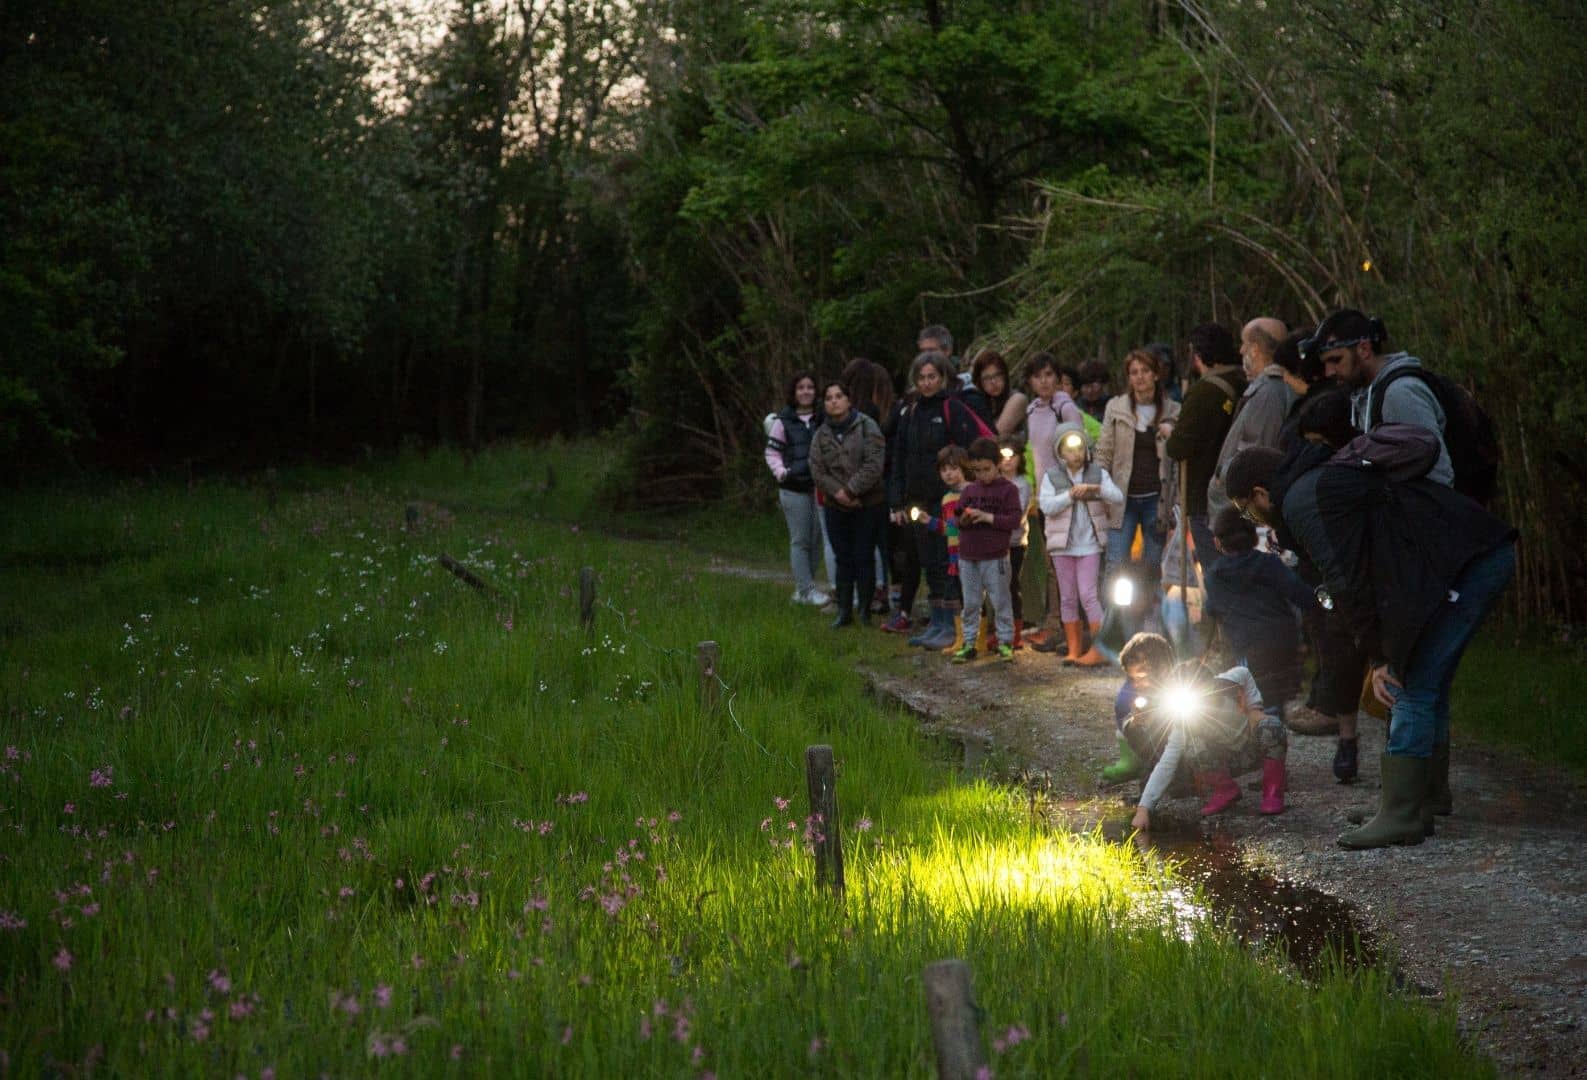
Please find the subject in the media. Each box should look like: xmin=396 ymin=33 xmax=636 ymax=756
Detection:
xmin=859 ymin=645 xmax=1587 ymax=1076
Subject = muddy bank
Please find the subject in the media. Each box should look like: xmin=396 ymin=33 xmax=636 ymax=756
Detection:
xmin=862 ymin=646 xmax=1587 ymax=1077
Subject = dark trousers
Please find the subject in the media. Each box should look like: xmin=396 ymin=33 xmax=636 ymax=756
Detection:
xmin=891 ymin=521 xmax=921 ymax=615
xmin=1242 ymin=640 xmax=1303 ymax=715
xmin=912 ymin=521 xmax=950 ymax=605
xmin=1190 ymin=512 xmax=1219 ymax=574
xmin=1009 ymin=545 xmax=1026 ymax=625
xmin=1307 ymin=608 xmax=1368 ymax=717
xmin=825 ymin=504 xmax=887 ymax=615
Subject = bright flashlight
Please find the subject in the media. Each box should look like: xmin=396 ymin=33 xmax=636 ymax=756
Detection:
xmin=1000 ymin=447 xmax=1014 ymax=460
xmin=1314 ymin=585 xmax=1334 ymax=611
xmin=1162 ymin=684 xmax=1201 ymax=724
xmin=909 ymin=506 xmax=923 ymax=523
xmin=1133 ymin=695 xmax=1149 ymax=711
xmin=1111 ymin=576 xmax=1135 ymax=607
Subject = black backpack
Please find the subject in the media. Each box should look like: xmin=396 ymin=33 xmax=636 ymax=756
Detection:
xmin=1367 ymin=366 xmax=1499 ymax=506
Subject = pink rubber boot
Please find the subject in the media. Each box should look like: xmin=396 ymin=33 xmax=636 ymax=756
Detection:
xmin=1259 ymin=758 xmax=1287 ymax=815
xmin=1196 ymin=770 xmax=1242 ymax=816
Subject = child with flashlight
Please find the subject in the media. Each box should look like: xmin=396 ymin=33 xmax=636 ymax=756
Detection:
xmin=1038 ymin=421 xmax=1123 ymax=666
xmin=948 ymin=438 xmax=1024 ymax=662
xmin=1126 ymin=653 xmax=1286 ymax=831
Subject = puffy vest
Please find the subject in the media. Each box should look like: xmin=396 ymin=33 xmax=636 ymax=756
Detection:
xmin=1043 ymin=460 xmax=1105 ymax=549
xmin=773 ymin=407 xmax=819 ymax=492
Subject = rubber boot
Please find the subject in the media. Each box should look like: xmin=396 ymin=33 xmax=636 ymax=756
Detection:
xmin=918 ymin=606 xmax=958 ymax=650
xmin=1337 ymin=754 xmax=1430 ymax=849
xmin=1259 ymin=758 xmax=1287 ymax=815
xmin=907 ymin=602 xmax=940 ymax=646
xmin=1332 ymin=737 xmax=1359 ymax=783
xmin=1061 ymin=620 xmax=1106 ymax=667
xmin=938 ymin=613 xmax=965 ymax=655
xmin=1100 ymin=736 xmax=1143 ymax=784
xmin=1196 ymin=770 xmax=1241 ymax=816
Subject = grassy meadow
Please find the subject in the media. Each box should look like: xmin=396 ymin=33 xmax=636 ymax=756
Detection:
xmin=0 ymin=442 xmax=1491 ymax=1076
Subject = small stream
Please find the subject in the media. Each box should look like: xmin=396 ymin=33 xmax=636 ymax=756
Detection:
xmin=922 ymin=728 xmax=1378 ymax=979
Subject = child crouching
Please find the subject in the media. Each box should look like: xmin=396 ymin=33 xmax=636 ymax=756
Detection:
xmin=1122 ymin=646 xmax=1288 ymax=831
xmin=950 ymin=438 xmax=1024 ymax=663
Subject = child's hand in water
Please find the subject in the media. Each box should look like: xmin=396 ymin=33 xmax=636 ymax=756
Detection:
xmin=1131 ymin=805 xmax=1150 ymax=831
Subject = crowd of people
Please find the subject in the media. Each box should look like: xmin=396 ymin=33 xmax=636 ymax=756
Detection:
xmin=764 ymin=314 xmax=1513 ymax=850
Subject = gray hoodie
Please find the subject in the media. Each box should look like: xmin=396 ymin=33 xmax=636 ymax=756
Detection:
xmin=1351 ymin=352 xmax=1453 ymax=488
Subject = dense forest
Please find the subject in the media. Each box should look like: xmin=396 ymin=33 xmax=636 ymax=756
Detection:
xmin=3 ymin=0 xmax=1585 ymax=618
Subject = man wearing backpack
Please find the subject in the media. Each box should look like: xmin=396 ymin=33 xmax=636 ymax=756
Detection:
xmin=1225 ymin=432 xmax=1516 ymax=850
xmin=1313 ymin=309 xmax=1454 ymax=486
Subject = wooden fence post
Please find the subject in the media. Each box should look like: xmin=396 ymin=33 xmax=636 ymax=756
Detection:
xmin=805 ymin=745 xmax=845 ymax=898
xmin=579 ymin=567 xmax=596 ymax=635
xmin=923 ymin=959 xmax=986 ymax=1080
xmin=696 ymin=641 xmax=719 ymax=710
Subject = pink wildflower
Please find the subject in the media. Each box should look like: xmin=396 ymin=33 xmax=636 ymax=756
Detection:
xmin=773 ymin=796 xmax=790 ymax=811
xmin=561 ymin=1025 xmax=573 ymax=1046
xmin=208 ymin=970 xmax=232 ymax=994
xmin=89 ymin=766 xmax=114 ymax=788
xmin=855 ymin=816 xmax=873 ymax=832
xmin=0 ymin=911 xmax=25 ymax=930
xmin=373 ymin=984 xmax=392 ymax=1009
xmin=62 ymin=803 xmax=75 ymax=815
xmin=52 ymin=946 xmax=72 ymax=971
xmin=450 ymin=1045 xmax=464 ymax=1060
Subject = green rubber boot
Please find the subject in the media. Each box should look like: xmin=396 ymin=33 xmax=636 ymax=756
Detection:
xmin=1100 ymin=736 xmax=1143 ymax=784
xmin=1338 ymin=754 xmax=1430 ymax=850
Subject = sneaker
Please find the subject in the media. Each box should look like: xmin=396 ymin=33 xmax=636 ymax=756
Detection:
xmin=880 ymin=611 xmax=912 ymax=634
xmin=996 ymin=644 xmax=1015 ymax=663
xmin=802 ymin=588 xmax=831 ymax=607
xmin=790 ymin=588 xmax=804 ymax=604
xmin=949 ymin=645 xmax=977 ymax=664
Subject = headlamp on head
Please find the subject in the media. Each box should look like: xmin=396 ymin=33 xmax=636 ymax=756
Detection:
xmin=999 ymin=447 xmax=1015 ymax=460
xmin=1060 ymin=433 xmax=1085 ymax=453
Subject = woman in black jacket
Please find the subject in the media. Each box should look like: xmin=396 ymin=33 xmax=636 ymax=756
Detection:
xmin=887 ymin=352 xmax=986 ymax=648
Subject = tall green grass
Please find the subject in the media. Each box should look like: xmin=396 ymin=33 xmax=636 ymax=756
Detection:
xmin=0 ymin=444 xmax=1488 ymax=1076
xmin=1452 ymin=632 xmax=1587 ymax=772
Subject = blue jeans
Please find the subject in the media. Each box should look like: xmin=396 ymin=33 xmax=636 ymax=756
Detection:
xmin=1384 ymin=542 xmax=1516 ymax=757
xmin=1106 ymin=494 xmax=1163 ymax=575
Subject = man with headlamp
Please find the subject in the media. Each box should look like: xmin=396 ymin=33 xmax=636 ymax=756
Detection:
xmin=1224 ymin=425 xmax=1515 ymax=849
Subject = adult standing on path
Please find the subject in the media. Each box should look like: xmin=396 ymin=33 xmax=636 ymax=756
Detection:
xmin=918 ymin=325 xmax=964 ymax=390
xmin=1314 ymin=309 xmax=1454 ymax=487
xmin=887 ymin=352 xmax=985 ymax=648
xmin=1225 ymin=431 xmax=1516 ymax=849
xmin=1164 ymin=323 xmax=1246 ymax=572
xmin=765 ymin=371 xmax=830 ymax=606
xmin=809 ymin=380 xmax=888 ymax=629
xmin=1206 ymin=317 xmax=1294 ymax=520
xmin=1096 ymin=348 xmax=1181 ymax=581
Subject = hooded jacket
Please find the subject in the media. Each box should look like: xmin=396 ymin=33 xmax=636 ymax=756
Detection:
xmin=886 ymin=390 xmax=983 ymax=510
xmin=1270 ymin=425 xmax=1516 ymax=671
xmin=1352 ymin=352 xmax=1453 ymax=488
xmin=1037 ymin=421 xmax=1123 ymax=555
